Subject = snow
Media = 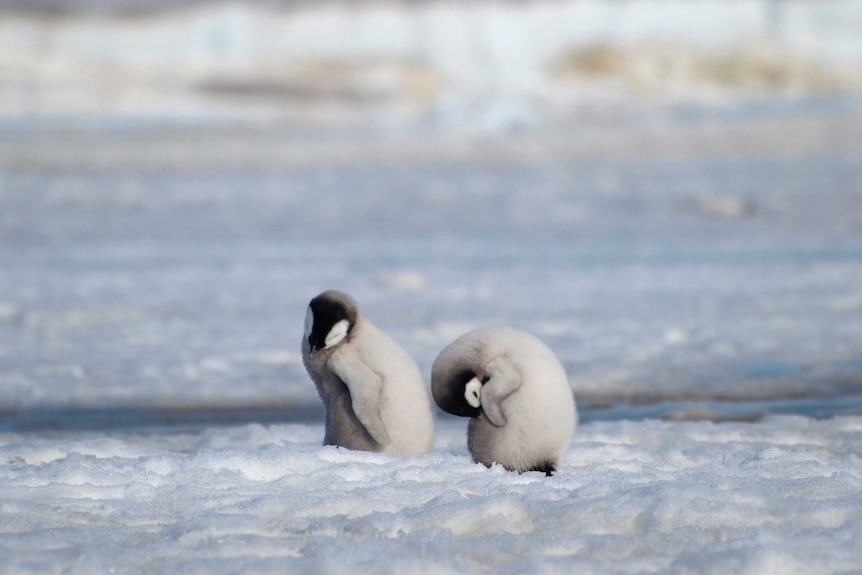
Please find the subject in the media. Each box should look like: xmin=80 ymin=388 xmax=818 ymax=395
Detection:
xmin=2 ymin=1 xmax=862 ymax=572
xmin=2 ymin=417 xmax=861 ymax=573
xmin=3 ymin=131 xmax=861 ymax=410
xmin=3 ymin=109 xmax=862 ymax=571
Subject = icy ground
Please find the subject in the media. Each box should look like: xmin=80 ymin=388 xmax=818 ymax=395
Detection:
xmin=2 ymin=417 xmax=862 ymax=574
xmin=1 ymin=100 xmax=862 ymax=572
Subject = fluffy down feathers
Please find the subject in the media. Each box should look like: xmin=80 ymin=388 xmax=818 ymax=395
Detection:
xmin=432 ymin=326 xmax=577 ymax=474
xmin=302 ymin=290 xmax=434 ymax=457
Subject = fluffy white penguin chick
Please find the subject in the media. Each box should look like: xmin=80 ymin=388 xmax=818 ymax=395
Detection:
xmin=301 ymin=290 xmax=434 ymax=457
xmin=432 ymin=326 xmax=577 ymax=475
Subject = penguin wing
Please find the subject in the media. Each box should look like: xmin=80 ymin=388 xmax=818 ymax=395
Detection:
xmin=329 ymin=353 xmax=392 ymax=446
xmin=481 ymin=356 xmax=522 ymax=427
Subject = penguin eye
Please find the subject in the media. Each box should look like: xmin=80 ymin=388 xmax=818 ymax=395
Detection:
xmin=304 ymin=306 xmax=314 ymax=339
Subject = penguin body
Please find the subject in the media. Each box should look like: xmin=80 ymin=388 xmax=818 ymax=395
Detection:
xmin=302 ymin=290 xmax=434 ymax=457
xmin=431 ymin=326 xmax=576 ymax=474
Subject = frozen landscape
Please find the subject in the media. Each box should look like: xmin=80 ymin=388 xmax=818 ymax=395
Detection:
xmin=3 ymin=417 xmax=862 ymax=574
xmin=2 ymin=1 xmax=862 ymax=573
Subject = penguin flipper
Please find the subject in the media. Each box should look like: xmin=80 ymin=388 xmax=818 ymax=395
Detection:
xmin=329 ymin=353 xmax=392 ymax=446
xmin=481 ymin=356 xmax=522 ymax=427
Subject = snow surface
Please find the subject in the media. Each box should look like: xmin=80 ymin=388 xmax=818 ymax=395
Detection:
xmin=2 ymin=417 xmax=862 ymax=574
xmin=2 ymin=110 xmax=861 ymax=412
xmin=2 ymin=104 xmax=861 ymax=572
xmin=2 ymin=2 xmax=862 ymax=573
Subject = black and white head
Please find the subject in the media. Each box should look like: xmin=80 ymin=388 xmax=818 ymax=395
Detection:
xmin=304 ymin=290 xmax=359 ymax=354
xmin=432 ymin=368 xmax=490 ymax=418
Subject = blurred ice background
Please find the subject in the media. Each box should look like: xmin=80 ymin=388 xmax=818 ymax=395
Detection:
xmin=2 ymin=0 xmax=862 ymax=125
xmin=1 ymin=0 xmax=860 ymax=422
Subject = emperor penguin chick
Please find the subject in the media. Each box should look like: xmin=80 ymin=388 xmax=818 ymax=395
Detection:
xmin=301 ymin=290 xmax=434 ymax=457
xmin=432 ymin=327 xmax=577 ymax=475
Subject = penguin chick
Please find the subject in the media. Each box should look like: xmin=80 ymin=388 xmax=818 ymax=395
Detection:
xmin=431 ymin=326 xmax=577 ymax=475
xmin=301 ymin=290 xmax=434 ymax=457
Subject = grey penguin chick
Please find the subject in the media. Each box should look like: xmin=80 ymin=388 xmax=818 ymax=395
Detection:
xmin=301 ymin=290 xmax=434 ymax=457
xmin=431 ymin=326 xmax=577 ymax=475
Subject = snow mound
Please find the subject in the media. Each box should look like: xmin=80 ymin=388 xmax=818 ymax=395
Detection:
xmin=1 ymin=416 xmax=861 ymax=573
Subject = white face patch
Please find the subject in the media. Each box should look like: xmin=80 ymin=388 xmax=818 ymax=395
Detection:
xmin=324 ymin=319 xmax=350 ymax=349
xmin=304 ymin=306 xmax=314 ymax=340
xmin=464 ymin=377 xmax=482 ymax=408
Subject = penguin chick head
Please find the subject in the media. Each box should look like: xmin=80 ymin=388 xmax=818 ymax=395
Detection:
xmin=305 ymin=290 xmax=359 ymax=353
xmin=434 ymin=370 xmax=488 ymax=417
